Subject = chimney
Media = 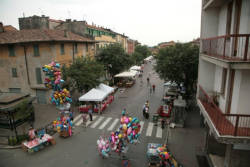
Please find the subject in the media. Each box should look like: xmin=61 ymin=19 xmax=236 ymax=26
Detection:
xmin=0 ymin=22 xmax=4 ymax=33
xmin=64 ymin=29 xmax=68 ymax=37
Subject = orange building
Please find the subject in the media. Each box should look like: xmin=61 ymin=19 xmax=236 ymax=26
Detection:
xmin=0 ymin=26 xmax=95 ymax=104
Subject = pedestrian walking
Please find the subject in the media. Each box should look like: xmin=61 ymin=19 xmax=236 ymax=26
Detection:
xmin=88 ymin=105 xmax=93 ymax=121
xmin=152 ymin=84 xmax=155 ymax=92
xmin=82 ymin=113 xmax=88 ymax=127
xmin=147 ymin=77 xmax=150 ymax=85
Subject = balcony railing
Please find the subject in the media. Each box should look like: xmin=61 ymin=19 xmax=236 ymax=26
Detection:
xmin=202 ymin=34 xmax=250 ymax=61
xmin=198 ymin=85 xmax=250 ymax=137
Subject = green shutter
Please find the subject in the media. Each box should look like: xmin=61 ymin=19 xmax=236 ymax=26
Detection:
xmin=12 ymin=68 xmax=17 ymax=77
xmin=8 ymin=45 xmax=15 ymax=56
xmin=33 ymin=44 xmax=40 ymax=56
xmin=74 ymin=43 xmax=78 ymax=53
xmin=60 ymin=44 xmax=65 ymax=55
xmin=36 ymin=68 xmax=42 ymax=84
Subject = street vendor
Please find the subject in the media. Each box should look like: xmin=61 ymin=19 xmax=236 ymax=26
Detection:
xmin=28 ymin=127 xmax=36 ymax=140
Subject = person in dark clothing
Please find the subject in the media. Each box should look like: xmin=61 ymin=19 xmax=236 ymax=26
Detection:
xmin=152 ymin=84 xmax=155 ymax=92
xmin=88 ymin=105 xmax=93 ymax=121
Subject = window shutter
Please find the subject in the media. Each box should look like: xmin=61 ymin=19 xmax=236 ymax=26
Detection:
xmin=36 ymin=68 xmax=42 ymax=84
xmin=60 ymin=44 xmax=65 ymax=55
xmin=8 ymin=45 xmax=15 ymax=56
xmin=12 ymin=68 xmax=17 ymax=77
xmin=33 ymin=44 xmax=40 ymax=56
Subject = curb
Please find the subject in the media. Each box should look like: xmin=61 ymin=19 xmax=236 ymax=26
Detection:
xmin=0 ymin=145 xmax=22 ymax=149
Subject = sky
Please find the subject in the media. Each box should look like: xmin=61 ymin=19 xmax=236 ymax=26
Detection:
xmin=0 ymin=0 xmax=201 ymax=46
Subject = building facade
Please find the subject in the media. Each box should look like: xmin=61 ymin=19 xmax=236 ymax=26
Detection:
xmin=197 ymin=0 xmax=250 ymax=167
xmin=127 ymin=39 xmax=135 ymax=54
xmin=158 ymin=41 xmax=175 ymax=49
xmin=0 ymin=27 xmax=95 ymax=104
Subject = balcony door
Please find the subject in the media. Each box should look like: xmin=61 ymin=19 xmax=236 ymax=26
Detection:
xmin=233 ymin=0 xmax=242 ymax=57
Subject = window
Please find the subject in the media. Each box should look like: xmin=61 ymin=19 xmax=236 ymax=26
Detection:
xmin=33 ymin=44 xmax=40 ymax=56
xmin=9 ymin=88 xmax=21 ymax=93
xmin=12 ymin=68 xmax=17 ymax=77
xmin=35 ymin=68 xmax=42 ymax=84
xmin=60 ymin=44 xmax=65 ymax=55
xmin=221 ymin=68 xmax=227 ymax=96
xmin=8 ymin=45 xmax=15 ymax=57
xmin=86 ymin=43 xmax=88 ymax=52
xmin=74 ymin=43 xmax=78 ymax=53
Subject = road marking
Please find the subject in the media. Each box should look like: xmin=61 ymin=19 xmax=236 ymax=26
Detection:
xmin=75 ymin=115 xmax=97 ymax=126
xmin=86 ymin=116 xmax=97 ymax=126
xmin=91 ymin=116 xmax=104 ymax=128
xmin=108 ymin=118 xmax=119 ymax=131
xmin=156 ymin=126 xmax=162 ymax=138
xmin=139 ymin=121 xmax=144 ymax=134
xmin=98 ymin=117 xmax=112 ymax=129
xmin=73 ymin=114 xmax=82 ymax=124
xmin=146 ymin=122 xmax=154 ymax=136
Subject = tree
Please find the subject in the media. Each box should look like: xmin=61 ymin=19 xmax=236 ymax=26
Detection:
xmin=96 ymin=43 xmax=133 ymax=77
xmin=130 ymin=45 xmax=151 ymax=65
xmin=62 ymin=57 xmax=105 ymax=92
xmin=155 ymin=43 xmax=199 ymax=94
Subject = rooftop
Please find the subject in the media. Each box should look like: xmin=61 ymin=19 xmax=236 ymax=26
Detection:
xmin=0 ymin=29 xmax=95 ymax=44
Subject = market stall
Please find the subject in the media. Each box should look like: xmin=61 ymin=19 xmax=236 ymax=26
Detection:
xmin=22 ymin=128 xmax=56 ymax=153
xmin=96 ymin=83 xmax=115 ymax=105
xmin=78 ymin=88 xmax=109 ymax=114
xmin=114 ymin=71 xmax=137 ymax=88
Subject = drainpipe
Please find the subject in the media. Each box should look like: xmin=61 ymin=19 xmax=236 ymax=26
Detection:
xmin=23 ymin=45 xmax=30 ymax=85
xmin=72 ymin=43 xmax=75 ymax=62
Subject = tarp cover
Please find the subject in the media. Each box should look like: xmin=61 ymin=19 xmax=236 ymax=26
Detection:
xmin=97 ymin=83 xmax=114 ymax=95
xmin=79 ymin=88 xmax=108 ymax=102
xmin=114 ymin=71 xmax=137 ymax=78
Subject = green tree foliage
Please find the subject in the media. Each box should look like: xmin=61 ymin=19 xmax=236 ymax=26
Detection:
xmin=62 ymin=57 xmax=105 ymax=92
xmin=131 ymin=45 xmax=151 ymax=65
xmin=155 ymin=43 xmax=199 ymax=94
xmin=96 ymin=43 xmax=133 ymax=76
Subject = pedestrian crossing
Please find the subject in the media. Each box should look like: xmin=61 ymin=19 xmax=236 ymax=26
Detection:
xmin=73 ymin=115 xmax=165 ymax=138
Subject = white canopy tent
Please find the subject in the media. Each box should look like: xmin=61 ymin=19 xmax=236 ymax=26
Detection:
xmin=114 ymin=71 xmax=137 ymax=78
xmin=130 ymin=65 xmax=141 ymax=71
xmin=96 ymin=83 xmax=114 ymax=95
xmin=144 ymin=56 xmax=153 ymax=61
xmin=79 ymin=88 xmax=108 ymax=102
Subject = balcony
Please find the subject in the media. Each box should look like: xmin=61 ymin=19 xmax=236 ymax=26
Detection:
xmin=198 ymin=85 xmax=250 ymax=137
xmin=201 ymin=34 xmax=250 ymax=62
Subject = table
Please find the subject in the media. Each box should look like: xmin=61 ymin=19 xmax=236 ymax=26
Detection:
xmin=22 ymin=134 xmax=55 ymax=153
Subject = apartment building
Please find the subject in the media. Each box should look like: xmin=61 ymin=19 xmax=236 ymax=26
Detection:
xmin=0 ymin=25 xmax=95 ymax=104
xmin=197 ymin=0 xmax=250 ymax=167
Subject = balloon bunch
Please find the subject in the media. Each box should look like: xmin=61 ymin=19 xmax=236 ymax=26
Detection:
xmin=53 ymin=115 xmax=73 ymax=136
xmin=42 ymin=61 xmax=72 ymax=107
xmin=157 ymin=146 xmax=170 ymax=160
xmin=49 ymin=89 xmax=72 ymax=106
xmin=97 ymin=111 xmax=141 ymax=158
xmin=97 ymin=136 xmax=110 ymax=158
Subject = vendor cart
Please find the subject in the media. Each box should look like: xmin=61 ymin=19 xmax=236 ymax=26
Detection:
xmin=147 ymin=143 xmax=182 ymax=167
xmin=22 ymin=134 xmax=55 ymax=153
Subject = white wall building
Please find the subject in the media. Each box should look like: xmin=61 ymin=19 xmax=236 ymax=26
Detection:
xmin=197 ymin=0 xmax=250 ymax=167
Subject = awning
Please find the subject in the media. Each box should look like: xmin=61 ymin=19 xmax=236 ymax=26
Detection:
xmin=96 ymin=83 xmax=114 ymax=95
xmin=79 ymin=88 xmax=108 ymax=102
xmin=114 ymin=71 xmax=137 ymax=78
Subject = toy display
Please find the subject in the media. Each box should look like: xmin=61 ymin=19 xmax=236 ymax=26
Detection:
xmin=97 ymin=111 xmax=141 ymax=158
xmin=53 ymin=112 xmax=73 ymax=137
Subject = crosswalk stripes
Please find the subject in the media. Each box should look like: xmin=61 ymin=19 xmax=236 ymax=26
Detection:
xmin=73 ymin=115 xmax=163 ymax=138
xmin=156 ymin=126 xmax=162 ymax=138
xmin=139 ymin=121 xmax=144 ymax=134
xmin=146 ymin=122 xmax=154 ymax=136
xmin=73 ymin=114 xmax=82 ymax=124
xmin=107 ymin=118 xmax=119 ymax=131
xmin=90 ymin=116 xmax=104 ymax=128
xmin=98 ymin=117 xmax=112 ymax=130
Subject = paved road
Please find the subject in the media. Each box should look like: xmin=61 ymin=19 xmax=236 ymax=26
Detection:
xmin=0 ymin=62 xmax=205 ymax=167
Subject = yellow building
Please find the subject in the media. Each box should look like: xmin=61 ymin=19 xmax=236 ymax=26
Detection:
xmin=115 ymin=33 xmax=128 ymax=52
xmin=0 ymin=28 xmax=95 ymax=104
